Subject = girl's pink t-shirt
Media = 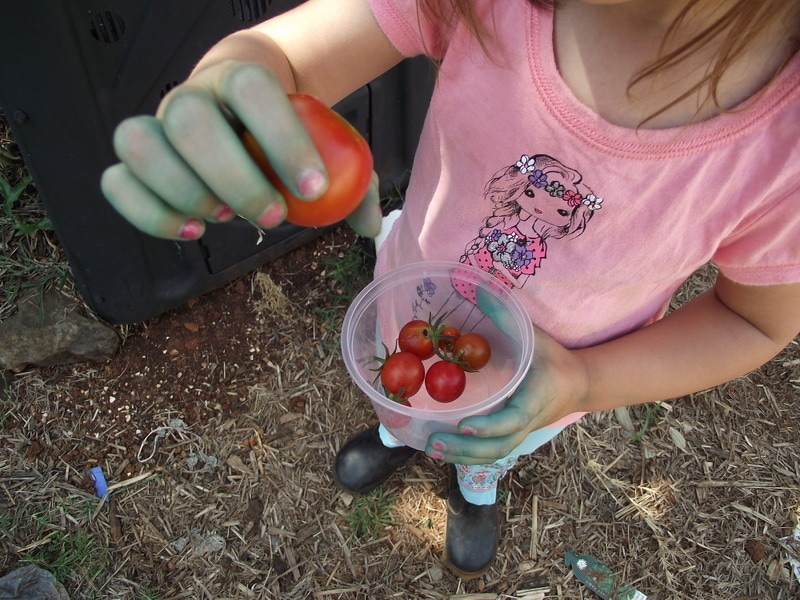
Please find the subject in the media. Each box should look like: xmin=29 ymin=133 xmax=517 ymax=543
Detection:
xmin=368 ymin=0 xmax=800 ymax=427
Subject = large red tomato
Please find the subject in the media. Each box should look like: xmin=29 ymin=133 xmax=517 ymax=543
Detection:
xmin=243 ymin=93 xmax=373 ymax=227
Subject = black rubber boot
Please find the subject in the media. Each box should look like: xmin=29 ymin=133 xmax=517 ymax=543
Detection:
xmin=444 ymin=466 xmax=499 ymax=578
xmin=334 ymin=424 xmax=418 ymax=494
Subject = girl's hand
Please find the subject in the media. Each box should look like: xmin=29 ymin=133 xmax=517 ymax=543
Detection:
xmin=424 ymin=274 xmax=800 ymax=466
xmin=424 ymin=326 xmax=591 ymax=465
xmin=100 ymin=60 xmax=381 ymax=240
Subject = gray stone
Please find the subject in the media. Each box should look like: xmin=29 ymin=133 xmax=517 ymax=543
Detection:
xmin=0 ymin=564 xmax=70 ymax=599
xmin=0 ymin=290 xmax=119 ymax=371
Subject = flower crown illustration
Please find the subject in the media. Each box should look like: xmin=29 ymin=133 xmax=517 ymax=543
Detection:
xmin=516 ymin=155 xmax=603 ymax=211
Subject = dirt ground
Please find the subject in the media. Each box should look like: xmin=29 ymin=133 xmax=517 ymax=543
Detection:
xmin=1 ymin=226 xmax=799 ymax=600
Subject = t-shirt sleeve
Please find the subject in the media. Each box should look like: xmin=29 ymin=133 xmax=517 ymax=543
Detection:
xmin=713 ymin=192 xmax=800 ymax=285
xmin=367 ymin=0 xmax=449 ymax=58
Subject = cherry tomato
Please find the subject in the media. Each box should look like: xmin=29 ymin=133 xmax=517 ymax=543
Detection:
xmin=437 ymin=325 xmax=462 ymax=353
xmin=452 ymin=332 xmax=492 ymax=370
xmin=425 ymin=360 xmax=467 ymax=403
xmin=243 ymin=93 xmax=374 ymax=227
xmin=376 ymin=399 xmax=412 ymax=429
xmin=380 ymin=351 xmax=425 ymax=400
xmin=398 ymin=319 xmax=434 ymax=359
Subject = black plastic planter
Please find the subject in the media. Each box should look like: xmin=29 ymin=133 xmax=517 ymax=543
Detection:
xmin=0 ymin=1 xmax=432 ymax=323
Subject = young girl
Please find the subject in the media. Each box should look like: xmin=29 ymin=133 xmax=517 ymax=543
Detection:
xmin=101 ymin=0 xmax=800 ymax=579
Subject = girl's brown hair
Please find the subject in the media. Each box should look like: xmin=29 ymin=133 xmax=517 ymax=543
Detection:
xmin=419 ymin=0 xmax=799 ymax=124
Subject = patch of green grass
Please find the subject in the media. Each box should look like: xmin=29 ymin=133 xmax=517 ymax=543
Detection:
xmin=496 ymin=487 xmax=510 ymax=504
xmin=0 ymin=174 xmax=51 ymax=236
xmin=20 ymin=527 xmax=108 ymax=584
xmin=0 ymin=504 xmax=108 ymax=586
xmin=0 ymin=246 xmax=71 ymax=309
xmin=315 ymin=239 xmax=372 ymax=348
xmin=344 ymin=487 xmax=397 ymax=539
xmin=0 ymin=160 xmax=73 ymax=321
xmin=0 ymin=371 xmax=11 ymax=428
xmin=134 ymin=590 xmax=166 ymax=600
xmin=630 ymin=401 xmax=665 ymax=442
xmin=0 ymin=509 xmax=14 ymax=537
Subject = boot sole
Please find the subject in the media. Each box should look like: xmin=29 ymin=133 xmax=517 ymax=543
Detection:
xmin=443 ymin=555 xmax=493 ymax=580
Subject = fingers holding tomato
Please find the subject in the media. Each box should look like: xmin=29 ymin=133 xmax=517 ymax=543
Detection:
xmin=211 ymin=63 xmax=329 ymax=204
xmin=102 ymin=60 xmax=374 ymax=239
xmin=344 ymin=170 xmax=383 ymax=239
xmin=103 ymin=103 xmax=255 ymax=240
xmin=104 ymin=66 xmax=300 ymax=239
xmin=243 ymin=93 xmax=374 ymax=229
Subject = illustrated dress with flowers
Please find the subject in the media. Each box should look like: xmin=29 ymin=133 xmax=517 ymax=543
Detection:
xmin=452 ymin=153 xmax=604 ymax=306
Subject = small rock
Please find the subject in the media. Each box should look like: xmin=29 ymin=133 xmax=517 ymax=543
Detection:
xmin=518 ymin=560 xmax=537 ymax=574
xmin=0 ymin=564 xmax=69 ymax=599
xmin=426 ymin=565 xmax=444 ymax=583
xmin=169 ymin=536 xmax=190 ymax=554
xmin=0 ymin=290 xmax=119 ymax=371
xmin=193 ymin=532 xmax=226 ymax=556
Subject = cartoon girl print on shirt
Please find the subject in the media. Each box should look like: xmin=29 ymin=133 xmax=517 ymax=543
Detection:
xmin=452 ymin=153 xmax=603 ymax=305
xmin=406 ymin=154 xmax=603 ymax=331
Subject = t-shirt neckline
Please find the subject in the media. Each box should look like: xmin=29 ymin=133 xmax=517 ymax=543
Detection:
xmin=529 ymin=5 xmax=800 ymax=158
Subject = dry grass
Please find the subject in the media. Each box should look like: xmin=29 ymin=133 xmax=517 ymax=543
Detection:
xmin=2 ymin=259 xmax=799 ymax=600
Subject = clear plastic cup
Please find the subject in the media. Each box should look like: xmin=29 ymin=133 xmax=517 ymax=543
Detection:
xmin=341 ymin=260 xmax=534 ymax=450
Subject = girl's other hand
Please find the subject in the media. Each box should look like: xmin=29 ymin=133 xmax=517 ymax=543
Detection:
xmin=424 ymin=326 xmax=591 ymax=465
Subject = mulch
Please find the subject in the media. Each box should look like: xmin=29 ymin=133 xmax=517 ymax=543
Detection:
xmin=1 ymin=235 xmax=799 ymax=599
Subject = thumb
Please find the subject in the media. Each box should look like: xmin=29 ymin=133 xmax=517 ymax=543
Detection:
xmin=346 ymin=171 xmax=382 ymax=238
xmin=475 ymin=285 xmax=519 ymax=338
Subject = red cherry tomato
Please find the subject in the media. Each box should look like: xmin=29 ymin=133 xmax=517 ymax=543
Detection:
xmin=452 ymin=332 xmax=492 ymax=371
xmin=380 ymin=351 xmax=425 ymax=400
xmin=398 ymin=319 xmax=434 ymax=360
xmin=376 ymin=399 xmax=412 ymax=429
xmin=437 ymin=325 xmax=462 ymax=353
xmin=243 ymin=93 xmax=374 ymax=227
xmin=425 ymin=360 xmax=467 ymax=403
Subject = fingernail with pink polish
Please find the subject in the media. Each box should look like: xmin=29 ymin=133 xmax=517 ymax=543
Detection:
xmin=179 ymin=219 xmax=203 ymax=239
xmin=297 ymin=166 xmax=327 ymax=198
xmin=213 ymin=204 xmax=236 ymax=222
xmin=460 ymin=427 xmax=476 ymax=436
xmin=257 ymin=203 xmax=286 ymax=228
xmin=427 ymin=451 xmax=443 ymax=460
